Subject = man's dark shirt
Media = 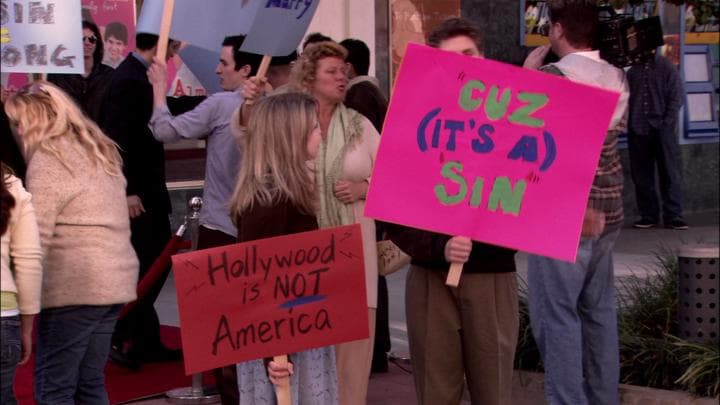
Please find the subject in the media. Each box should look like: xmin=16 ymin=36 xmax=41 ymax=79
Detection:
xmin=627 ymin=55 xmax=684 ymax=135
xmin=100 ymin=54 xmax=170 ymax=213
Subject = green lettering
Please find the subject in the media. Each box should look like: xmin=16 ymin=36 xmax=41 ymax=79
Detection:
xmin=469 ymin=177 xmax=484 ymax=207
xmin=488 ymin=177 xmax=527 ymax=215
xmin=508 ymin=92 xmax=548 ymax=128
xmin=434 ymin=161 xmax=467 ymax=205
xmin=484 ymin=85 xmax=511 ymax=121
xmin=458 ymin=80 xmax=485 ymax=112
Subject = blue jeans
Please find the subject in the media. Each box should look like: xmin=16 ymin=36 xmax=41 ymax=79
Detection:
xmin=528 ymin=229 xmax=621 ymax=405
xmin=34 ymin=305 xmax=121 ymax=405
xmin=1 ymin=316 xmax=21 ymax=405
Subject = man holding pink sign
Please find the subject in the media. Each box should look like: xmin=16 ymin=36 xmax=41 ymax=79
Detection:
xmin=384 ymin=18 xmax=518 ymax=405
xmin=367 ymin=11 xmax=625 ymax=405
xmin=522 ymin=1 xmax=629 ymax=404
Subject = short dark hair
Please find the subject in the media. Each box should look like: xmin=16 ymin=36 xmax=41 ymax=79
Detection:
xmin=135 ymin=33 xmax=158 ymax=51
xmin=546 ymin=0 xmax=598 ymax=48
xmin=302 ymin=32 xmax=333 ymax=50
xmin=83 ymin=20 xmax=104 ymax=66
xmin=104 ymin=21 xmax=128 ymax=44
xmin=340 ymin=38 xmax=370 ymax=76
xmin=221 ymin=35 xmax=264 ymax=75
xmin=270 ymin=50 xmax=298 ymax=67
xmin=427 ymin=18 xmax=483 ymax=53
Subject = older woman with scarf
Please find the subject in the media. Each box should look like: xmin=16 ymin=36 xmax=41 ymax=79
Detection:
xmin=292 ymin=41 xmax=380 ymax=405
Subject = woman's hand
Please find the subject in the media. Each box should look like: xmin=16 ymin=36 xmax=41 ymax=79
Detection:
xmin=148 ymin=57 xmax=168 ymax=107
xmin=239 ymin=76 xmax=272 ymax=126
xmin=334 ymin=180 xmax=368 ymax=204
xmin=242 ymin=76 xmax=270 ymax=106
xmin=444 ymin=236 xmax=472 ymax=263
xmin=19 ymin=314 xmax=34 ymax=365
xmin=147 ymin=57 xmax=168 ymax=89
xmin=267 ymin=360 xmax=294 ymax=386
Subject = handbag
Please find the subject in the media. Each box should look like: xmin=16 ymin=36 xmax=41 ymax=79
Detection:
xmin=377 ymin=239 xmax=411 ymax=276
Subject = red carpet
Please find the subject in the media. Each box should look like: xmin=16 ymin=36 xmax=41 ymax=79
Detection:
xmin=13 ymin=325 xmax=212 ymax=404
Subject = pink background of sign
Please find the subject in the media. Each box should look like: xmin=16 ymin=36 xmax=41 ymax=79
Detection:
xmin=364 ymin=43 xmax=621 ymax=262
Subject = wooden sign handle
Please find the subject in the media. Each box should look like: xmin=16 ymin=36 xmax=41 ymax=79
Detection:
xmin=273 ymin=354 xmax=291 ymax=405
xmin=446 ymin=262 xmax=463 ymax=287
xmin=256 ymin=55 xmax=272 ymax=80
xmin=156 ymin=0 xmax=176 ymax=61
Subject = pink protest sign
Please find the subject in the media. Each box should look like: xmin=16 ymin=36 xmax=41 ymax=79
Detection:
xmin=364 ymin=43 xmax=621 ymax=262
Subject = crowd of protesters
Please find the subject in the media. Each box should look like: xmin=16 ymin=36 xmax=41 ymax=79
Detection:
xmin=0 ymin=0 xmax=691 ymax=404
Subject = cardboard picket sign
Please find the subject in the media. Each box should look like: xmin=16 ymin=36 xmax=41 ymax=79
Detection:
xmin=364 ymin=43 xmax=622 ymax=263
xmin=171 ymin=224 xmax=369 ymax=375
xmin=1 ymin=0 xmax=84 ymax=74
xmin=239 ymin=0 xmax=320 ymax=57
xmin=136 ymin=0 xmax=254 ymax=51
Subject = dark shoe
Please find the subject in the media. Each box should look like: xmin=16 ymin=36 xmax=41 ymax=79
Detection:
xmin=633 ymin=218 xmax=657 ymax=229
xmin=666 ymin=218 xmax=689 ymax=230
xmin=137 ymin=346 xmax=183 ymax=363
xmin=109 ymin=346 xmax=141 ymax=370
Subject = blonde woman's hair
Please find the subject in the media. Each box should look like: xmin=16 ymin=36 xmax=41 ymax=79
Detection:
xmin=230 ymin=92 xmax=318 ymax=220
xmin=289 ymin=41 xmax=347 ymax=93
xmin=3 ymin=81 xmax=122 ymax=177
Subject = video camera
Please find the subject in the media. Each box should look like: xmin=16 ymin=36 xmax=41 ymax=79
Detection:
xmin=597 ymin=5 xmax=665 ymax=68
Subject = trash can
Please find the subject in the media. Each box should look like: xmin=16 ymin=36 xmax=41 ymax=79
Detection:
xmin=677 ymin=244 xmax=719 ymax=344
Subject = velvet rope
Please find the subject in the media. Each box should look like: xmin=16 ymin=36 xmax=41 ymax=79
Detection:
xmin=118 ymin=234 xmax=191 ymax=320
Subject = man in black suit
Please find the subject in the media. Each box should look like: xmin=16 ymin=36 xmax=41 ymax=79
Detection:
xmin=100 ymin=33 xmax=181 ymax=367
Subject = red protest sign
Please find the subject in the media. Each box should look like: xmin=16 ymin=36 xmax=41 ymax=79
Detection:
xmin=171 ymin=224 xmax=369 ymax=375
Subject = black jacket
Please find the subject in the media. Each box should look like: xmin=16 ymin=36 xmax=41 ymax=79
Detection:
xmin=48 ymin=63 xmax=115 ymax=124
xmin=100 ymin=55 xmax=171 ymax=213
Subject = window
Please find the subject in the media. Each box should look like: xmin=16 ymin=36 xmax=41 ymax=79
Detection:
xmin=683 ymin=45 xmax=719 ymax=138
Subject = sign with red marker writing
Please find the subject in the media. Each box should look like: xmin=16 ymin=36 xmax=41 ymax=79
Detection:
xmin=172 ymin=224 xmax=368 ymax=375
xmin=365 ymin=43 xmax=622 ymax=262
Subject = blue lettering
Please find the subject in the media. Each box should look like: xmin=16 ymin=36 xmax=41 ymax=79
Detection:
xmin=472 ymin=124 xmax=495 ymax=153
xmin=507 ymin=135 xmax=538 ymax=163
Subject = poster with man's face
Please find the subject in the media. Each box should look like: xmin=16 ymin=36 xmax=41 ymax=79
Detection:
xmin=82 ymin=0 xmax=136 ymax=68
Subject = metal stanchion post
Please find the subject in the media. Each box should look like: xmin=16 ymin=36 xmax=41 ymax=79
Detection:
xmin=166 ymin=197 xmax=220 ymax=404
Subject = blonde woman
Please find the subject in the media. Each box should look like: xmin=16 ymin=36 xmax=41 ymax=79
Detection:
xmin=289 ymin=41 xmax=380 ymax=405
xmin=230 ymin=92 xmax=337 ymax=404
xmin=4 ymin=82 xmax=138 ymax=405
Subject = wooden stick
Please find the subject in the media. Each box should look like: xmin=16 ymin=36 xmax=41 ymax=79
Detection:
xmin=156 ymin=0 xmax=176 ymax=61
xmin=446 ymin=262 xmax=463 ymax=287
xmin=273 ymin=354 xmax=291 ymax=405
xmin=256 ymin=55 xmax=272 ymax=79
xmin=240 ymin=54 xmax=272 ymax=117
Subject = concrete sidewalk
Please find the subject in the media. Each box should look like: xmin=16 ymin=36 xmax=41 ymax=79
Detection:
xmin=130 ymin=212 xmax=718 ymax=404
